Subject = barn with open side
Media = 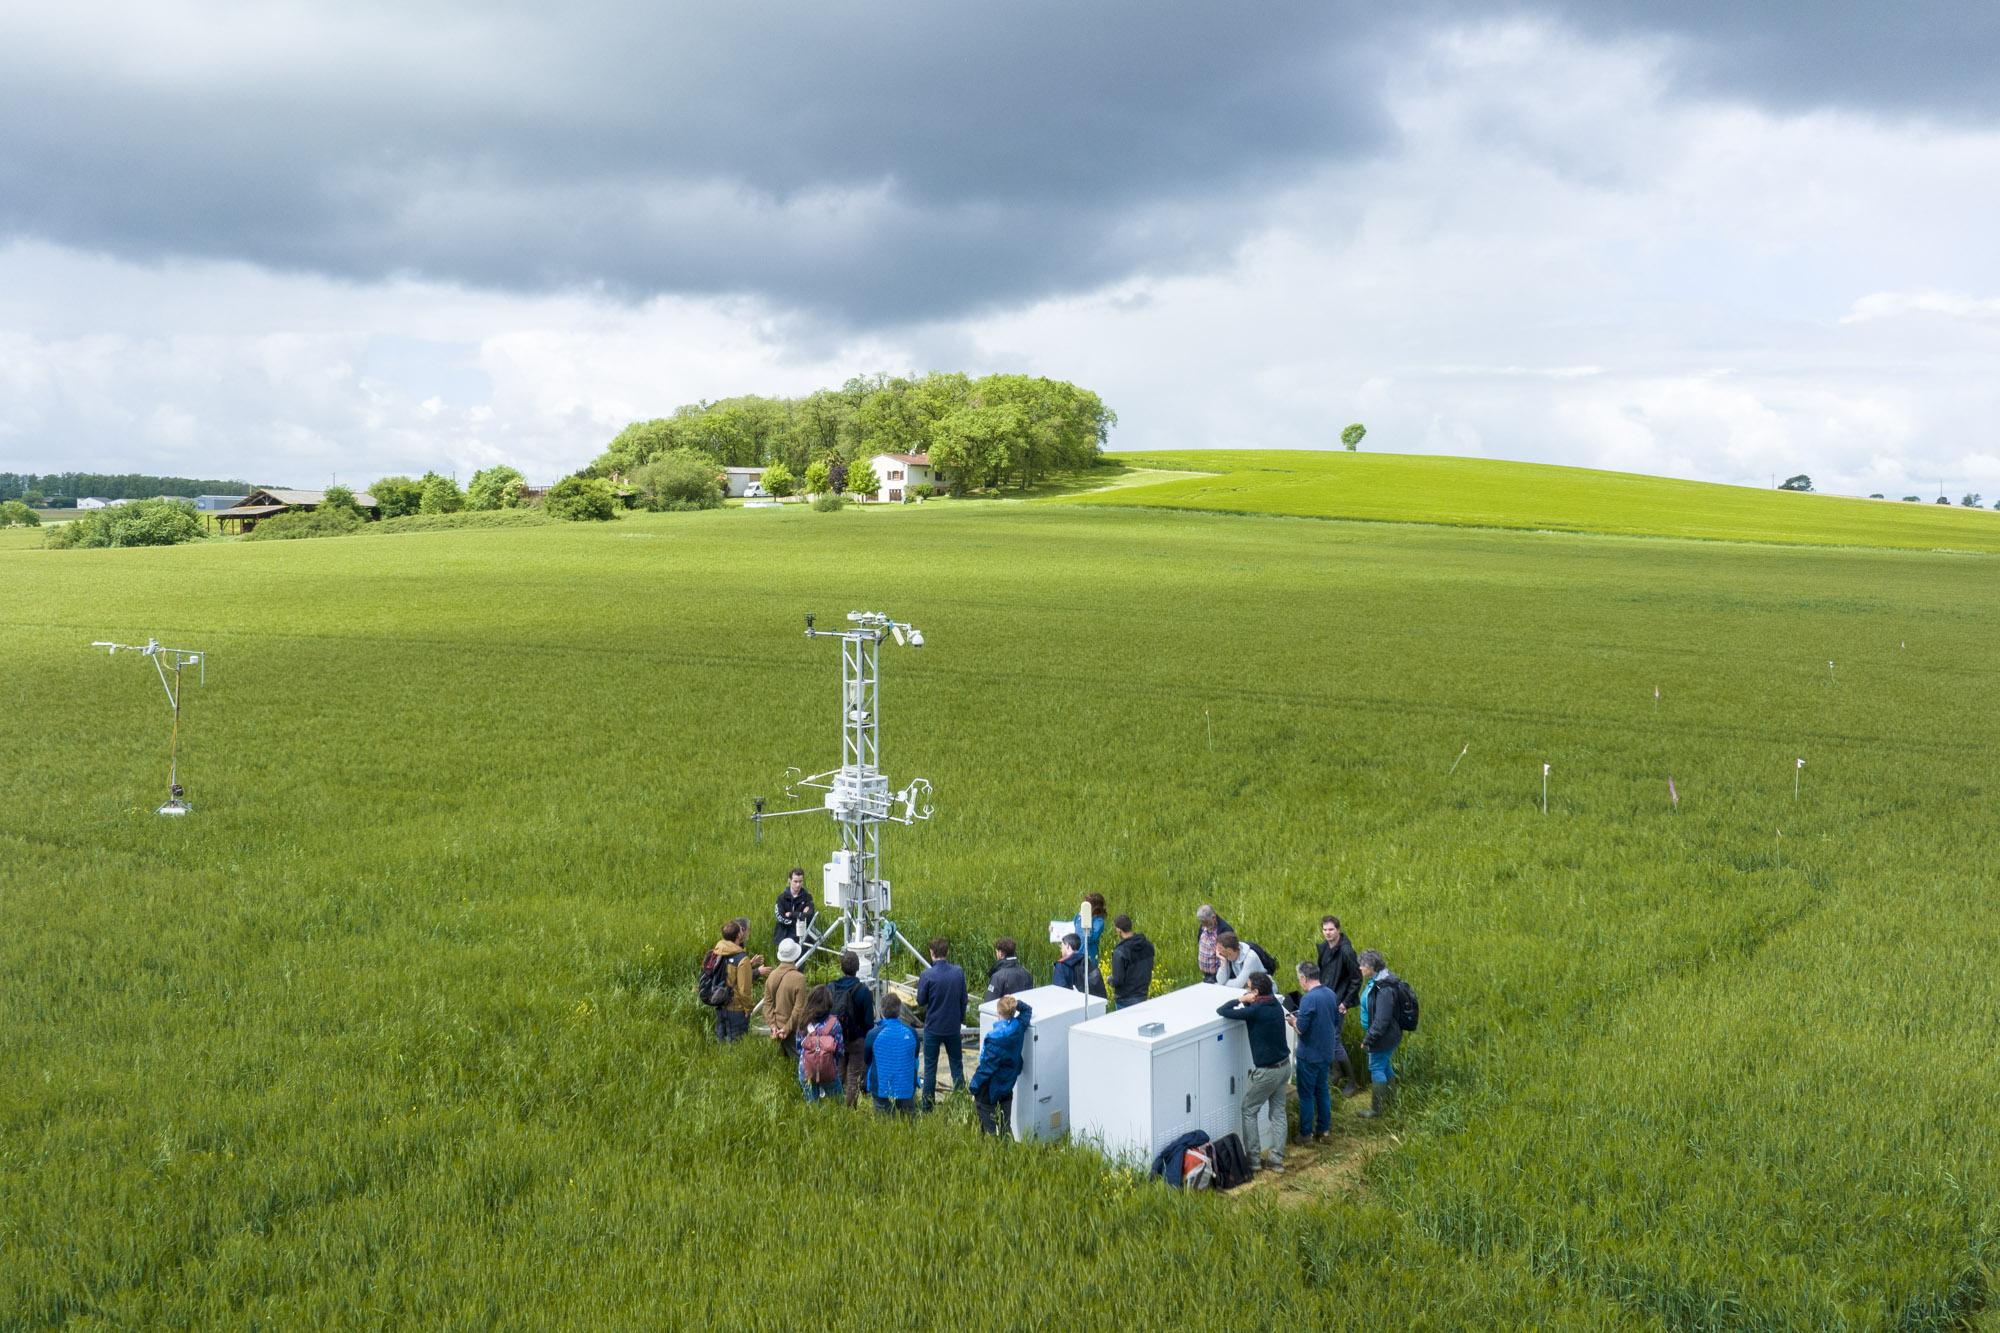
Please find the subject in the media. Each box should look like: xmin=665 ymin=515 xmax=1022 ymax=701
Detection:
xmin=209 ymin=488 xmax=379 ymax=534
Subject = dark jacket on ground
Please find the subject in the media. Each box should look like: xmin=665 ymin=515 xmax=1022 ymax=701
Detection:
xmin=1361 ymin=971 xmax=1404 ymax=1054
xmin=865 ymin=1017 xmax=919 ymax=1100
xmin=983 ymin=955 xmax=1034 ymax=1002
xmin=1109 ymin=932 xmax=1155 ymax=1008
xmin=969 ymin=1001 xmax=1033 ymax=1101
xmin=1051 ymin=951 xmax=1106 ymax=998
xmin=1217 ymin=995 xmax=1290 ymax=1068
xmin=828 ymin=975 xmax=875 ymax=1047
xmin=915 ymin=960 xmax=968 ymax=1038
xmin=1292 ymin=984 xmax=1342 ymax=1064
xmin=1317 ymin=935 xmax=1361 ymax=1010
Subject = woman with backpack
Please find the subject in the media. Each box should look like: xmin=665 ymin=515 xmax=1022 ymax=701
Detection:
xmin=1355 ymin=949 xmax=1407 ymax=1119
xmin=797 ymin=984 xmax=846 ymax=1103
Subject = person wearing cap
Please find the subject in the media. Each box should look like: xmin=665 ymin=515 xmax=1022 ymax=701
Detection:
xmin=1217 ymin=972 xmax=1291 ymax=1173
xmin=865 ymin=993 xmax=920 ymax=1115
xmin=765 ymin=937 xmax=809 ymax=1060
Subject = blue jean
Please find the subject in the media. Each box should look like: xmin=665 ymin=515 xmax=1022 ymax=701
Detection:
xmin=920 ymin=1031 xmax=963 ymax=1109
xmin=1295 ymin=1058 xmax=1333 ymax=1136
xmin=801 ymin=1075 xmax=842 ymax=1102
xmin=874 ymin=1096 xmax=915 ymax=1116
xmin=1368 ymin=1049 xmax=1395 ymax=1084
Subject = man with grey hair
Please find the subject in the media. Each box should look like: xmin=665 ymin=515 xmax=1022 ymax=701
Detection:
xmin=1194 ymin=905 xmax=1231 ymax=984
xmin=1356 ymin=949 xmax=1406 ymax=1118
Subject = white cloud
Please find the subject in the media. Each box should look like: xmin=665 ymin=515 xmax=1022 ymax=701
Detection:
xmin=5 ymin=20 xmax=2000 ymax=504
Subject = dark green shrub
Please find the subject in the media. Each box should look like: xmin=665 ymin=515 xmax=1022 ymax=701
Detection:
xmin=544 ymin=476 xmax=619 ymax=521
xmin=370 ymin=476 xmax=425 ymax=518
xmin=812 ymin=493 xmax=846 ymax=512
xmin=631 ymin=450 xmax=723 ymax=511
xmin=0 ymin=499 xmax=40 ymax=527
xmin=242 ymin=506 xmax=365 ymax=541
xmin=43 ymin=499 xmax=203 ymax=548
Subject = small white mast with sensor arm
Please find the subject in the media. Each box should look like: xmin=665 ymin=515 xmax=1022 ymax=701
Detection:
xmin=91 ymin=637 xmax=207 ymax=815
xmin=754 ymin=611 xmax=934 ymax=996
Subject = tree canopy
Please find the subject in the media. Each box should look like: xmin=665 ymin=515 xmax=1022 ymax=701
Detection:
xmin=584 ymin=372 xmax=1114 ymax=491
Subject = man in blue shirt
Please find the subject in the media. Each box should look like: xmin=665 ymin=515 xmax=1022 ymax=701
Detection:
xmin=1288 ymin=961 xmax=1341 ymax=1142
xmin=1217 ymin=972 xmax=1292 ymax=1174
xmin=914 ymin=937 xmax=968 ymax=1112
xmin=969 ymin=995 xmax=1034 ymax=1136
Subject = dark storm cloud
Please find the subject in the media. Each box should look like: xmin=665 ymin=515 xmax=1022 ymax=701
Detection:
xmin=0 ymin=0 xmax=1996 ymax=323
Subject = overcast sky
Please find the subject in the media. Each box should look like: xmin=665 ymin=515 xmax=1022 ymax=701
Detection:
xmin=4 ymin=1 xmax=1999 ymax=498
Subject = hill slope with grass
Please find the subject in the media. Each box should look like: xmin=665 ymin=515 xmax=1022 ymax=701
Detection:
xmin=1064 ymin=449 xmax=2000 ymax=552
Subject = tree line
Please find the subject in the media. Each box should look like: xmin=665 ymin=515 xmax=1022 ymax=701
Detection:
xmin=583 ymin=372 xmax=1116 ymax=492
xmin=0 ymin=473 xmax=254 ymax=505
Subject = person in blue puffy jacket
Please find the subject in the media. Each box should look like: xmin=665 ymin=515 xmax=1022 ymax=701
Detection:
xmin=865 ymin=993 xmax=920 ymax=1115
xmin=969 ymin=996 xmax=1034 ymax=1137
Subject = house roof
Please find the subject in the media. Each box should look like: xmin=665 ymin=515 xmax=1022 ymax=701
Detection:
xmin=246 ymin=487 xmax=379 ymax=508
xmin=209 ymin=505 xmax=290 ymax=519
xmin=874 ymin=453 xmax=930 ymax=465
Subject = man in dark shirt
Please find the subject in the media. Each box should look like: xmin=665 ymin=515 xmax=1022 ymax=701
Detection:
xmin=915 ymin=937 xmax=968 ymax=1111
xmin=1108 ymin=914 xmax=1154 ymax=1010
xmin=1315 ymin=915 xmax=1362 ymax=1095
xmin=983 ymin=938 xmax=1034 ymax=1002
xmin=773 ymin=867 xmax=815 ymax=951
xmin=1217 ymin=973 xmax=1292 ymax=1174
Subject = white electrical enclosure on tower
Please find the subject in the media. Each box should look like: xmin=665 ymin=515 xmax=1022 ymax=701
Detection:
xmin=1068 ymin=983 xmax=1255 ymax=1165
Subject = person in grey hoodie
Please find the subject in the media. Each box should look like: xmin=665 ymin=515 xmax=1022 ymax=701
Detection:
xmin=1108 ymin=915 xmax=1154 ymax=1009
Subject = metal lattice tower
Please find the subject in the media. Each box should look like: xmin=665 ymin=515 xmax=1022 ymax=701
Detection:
xmin=755 ymin=612 xmax=933 ymax=991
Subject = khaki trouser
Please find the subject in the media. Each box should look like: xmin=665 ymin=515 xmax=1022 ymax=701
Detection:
xmin=1240 ymin=1060 xmax=1291 ymax=1166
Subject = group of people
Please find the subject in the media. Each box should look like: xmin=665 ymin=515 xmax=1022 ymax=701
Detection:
xmin=701 ymin=874 xmax=1411 ymax=1157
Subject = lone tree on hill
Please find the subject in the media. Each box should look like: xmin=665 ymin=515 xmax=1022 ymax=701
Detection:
xmin=1961 ymin=493 xmax=1982 ymax=507
xmin=1341 ymin=423 xmax=1366 ymax=451
xmin=1779 ymin=475 xmax=1812 ymax=492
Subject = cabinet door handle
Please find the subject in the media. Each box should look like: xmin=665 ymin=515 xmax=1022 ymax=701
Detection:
xmin=1186 ymin=1093 xmax=1192 ymax=1113
xmin=1230 ymin=1076 xmax=1236 ymax=1094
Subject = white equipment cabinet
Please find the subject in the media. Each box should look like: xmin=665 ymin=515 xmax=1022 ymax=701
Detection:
xmin=1068 ymin=983 xmax=1256 ymax=1165
xmin=977 ymin=984 xmax=1107 ymax=1141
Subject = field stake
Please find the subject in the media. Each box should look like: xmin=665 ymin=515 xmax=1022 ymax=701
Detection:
xmin=1668 ymin=776 xmax=1678 ymax=813
xmin=1205 ymin=708 xmax=1212 ymax=752
xmin=1449 ymin=742 xmax=1469 ymax=775
xmin=1653 ymin=684 xmax=1659 ymax=714
xmin=1542 ymin=762 xmax=1549 ymax=815
xmin=1795 ymin=757 xmax=1803 ymax=800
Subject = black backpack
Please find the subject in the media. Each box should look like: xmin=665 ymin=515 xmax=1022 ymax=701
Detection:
xmin=839 ymin=982 xmax=874 ymax=1040
xmin=1391 ymin=977 xmax=1420 ymax=1032
xmin=697 ymin=951 xmax=738 ymax=1007
xmin=1207 ymin=1132 xmax=1255 ymax=1190
xmin=1246 ymin=940 xmax=1279 ymax=976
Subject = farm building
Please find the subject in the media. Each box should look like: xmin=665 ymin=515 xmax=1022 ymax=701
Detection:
xmin=194 ymin=495 xmax=249 ymax=511
xmin=869 ymin=453 xmax=941 ymax=503
xmin=209 ymin=487 xmax=379 ymax=534
xmin=76 ymin=497 xmax=112 ymax=510
xmin=723 ymin=467 xmax=767 ymax=498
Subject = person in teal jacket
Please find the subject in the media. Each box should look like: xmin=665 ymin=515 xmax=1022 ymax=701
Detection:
xmin=969 ymin=996 xmax=1034 ymax=1137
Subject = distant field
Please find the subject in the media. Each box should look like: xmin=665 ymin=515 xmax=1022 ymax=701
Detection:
xmin=1064 ymin=449 xmax=2000 ymax=552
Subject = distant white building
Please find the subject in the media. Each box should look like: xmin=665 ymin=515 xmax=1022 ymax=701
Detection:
xmin=76 ymin=497 xmax=111 ymax=509
xmin=722 ymin=467 xmax=767 ymax=498
xmin=869 ymin=453 xmax=941 ymax=503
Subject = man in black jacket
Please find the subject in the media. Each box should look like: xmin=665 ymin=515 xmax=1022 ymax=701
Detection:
xmin=1217 ymin=973 xmax=1291 ymax=1174
xmin=1108 ymin=914 xmax=1154 ymax=1010
xmin=773 ymin=867 xmax=815 ymax=951
xmin=983 ymin=938 xmax=1034 ymax=1002
xmin=1315 ymin=915 xmax=1361 ymax=1095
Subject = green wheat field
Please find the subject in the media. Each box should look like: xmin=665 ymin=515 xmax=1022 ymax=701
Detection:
xmin=4 ymin=462 xmax=1997 ymax=1329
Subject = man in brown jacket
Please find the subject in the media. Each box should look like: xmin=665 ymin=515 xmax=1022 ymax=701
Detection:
xmin=709 ymin=920 xmax=764 ymax=1042
xmin=765 ymin=937 xmax=809 ymax=1059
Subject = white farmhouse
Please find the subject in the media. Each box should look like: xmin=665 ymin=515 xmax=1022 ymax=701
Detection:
xmin=869 ymin=453 xmax=941 ymax=503
xmin=76 ymin=497 xmax=112 ymax=510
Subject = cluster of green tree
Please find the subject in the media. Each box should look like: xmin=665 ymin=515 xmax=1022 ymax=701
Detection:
xmin=0 ymin=473 xmax=253 ymax=505
xmin=42 ymin=499 xmax=204 ymax=548
xmin=583 ymin=372 xmax=1115 ymax=492
xmin=366 ymin=466 xmax=531 ymax=518
xmin=1 ymin=500 xmax=42 ymax=527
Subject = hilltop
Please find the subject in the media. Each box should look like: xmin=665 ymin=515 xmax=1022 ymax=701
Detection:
xmin=1064 ymin=450 xmax=2000 ymax=552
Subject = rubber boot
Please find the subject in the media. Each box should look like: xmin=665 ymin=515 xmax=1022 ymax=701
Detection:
xmin=1356 ymin=1081 xmax=1386 ymax=1118
xmin=1335 ymin=1049 xmax=1358 ymax=1098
